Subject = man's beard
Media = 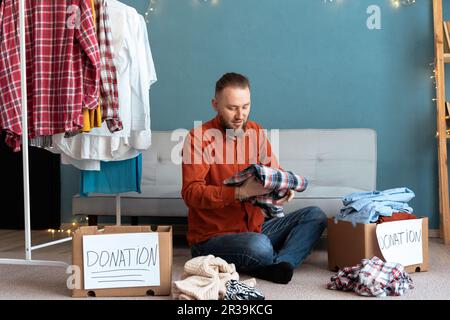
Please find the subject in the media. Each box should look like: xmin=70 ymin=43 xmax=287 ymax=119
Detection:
xmin=218 ymin=115 xmax=248 ymax=132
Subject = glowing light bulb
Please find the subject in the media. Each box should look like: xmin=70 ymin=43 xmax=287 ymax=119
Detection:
xmin=391 ymin=0 xmax=400 ymax=8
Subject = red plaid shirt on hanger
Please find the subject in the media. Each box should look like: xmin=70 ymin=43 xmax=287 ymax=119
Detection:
xmin=0 ymin=0 xmax=101 ymax=151
xmin=94 ymin=0 xmax=122 ymax=132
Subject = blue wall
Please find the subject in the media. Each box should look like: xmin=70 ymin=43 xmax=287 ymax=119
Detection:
xmin=62 ymin=0 xmax=440 ymax=228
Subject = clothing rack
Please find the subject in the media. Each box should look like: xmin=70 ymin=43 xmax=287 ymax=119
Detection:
xmin=0 ymin=0 xmax=133 ymax=268
xmin=0 ymin=0 xmax=71 ymax=267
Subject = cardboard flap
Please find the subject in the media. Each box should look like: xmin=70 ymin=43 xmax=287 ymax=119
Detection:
xmin=104 ymin=225 xmax=151 ymax=233
xmin=74 ymin=226 xmax=99 ymax=236
xmin=156 ymin=226 xmax=172 ymax=233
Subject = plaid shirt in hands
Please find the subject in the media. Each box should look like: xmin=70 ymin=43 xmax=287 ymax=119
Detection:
xmin=223 ymin=164 xmax=308 ymax=218
xmin=327 ymin=256 xmax=414 ymax=297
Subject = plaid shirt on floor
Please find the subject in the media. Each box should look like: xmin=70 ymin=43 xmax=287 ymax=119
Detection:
xmin=223 ymin=164 xmax=308 ymax=218
xmin=327 ymin=256 xmax=414 ymax=297
xmin=94 ymin=0 xmax=122 ymax=132
xmin=0 ymin=0 xmax=100 ymax=151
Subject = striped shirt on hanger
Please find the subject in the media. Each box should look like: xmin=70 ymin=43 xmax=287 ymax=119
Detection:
xmin=94 ymin=0 xmax=122 ymax=132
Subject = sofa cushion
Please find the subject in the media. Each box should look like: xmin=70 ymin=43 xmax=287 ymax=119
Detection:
xmin=275 ymin=129 xmax=376 ymax=191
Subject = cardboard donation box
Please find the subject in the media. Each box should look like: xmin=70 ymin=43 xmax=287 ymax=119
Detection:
xmin=327 ymin=217 xmax=429 ymax=273
xmin=72 ymin=225 xmax=172 ymax=297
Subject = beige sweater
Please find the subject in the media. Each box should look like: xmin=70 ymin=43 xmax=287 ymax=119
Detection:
xmin=172 ymin=255 xmax=256 ymax=300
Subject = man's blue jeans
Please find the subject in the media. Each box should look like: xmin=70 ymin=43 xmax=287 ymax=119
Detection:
xmin=190 ymin=206 xmax=327 ymax=271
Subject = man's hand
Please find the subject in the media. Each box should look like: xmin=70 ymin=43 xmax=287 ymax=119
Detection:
xmin=236 ymin=177 xmax=271 ymax=200
xmin=274 ymin=189 xmax=295 ymax=205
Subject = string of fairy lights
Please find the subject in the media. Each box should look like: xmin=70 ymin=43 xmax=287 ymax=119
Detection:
xmin=322 ymin=0 xmax=416 ymax=7
xmin=430 ymin=61 xmax=450 ymax=136
xmin=145 ymin=0 xmax=220 ymax=22
xmin=391 ymin=0 xmax=416 ymax=8
xmin=144 ymin=0 xmax=416 ymax=19
xmin=47 ymin=217 xmax=89 ymax=236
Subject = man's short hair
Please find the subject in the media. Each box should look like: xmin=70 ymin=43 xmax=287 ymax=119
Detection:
xmin=215 ymin=72 xmax=250 ymax=96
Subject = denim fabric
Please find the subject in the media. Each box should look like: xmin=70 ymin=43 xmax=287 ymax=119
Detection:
xmin=342 ymin=188 xmax=415 ymax=206
xmin=341 ymin=199 xmax=413 ymax=214
xmin=339 ymin=200 xmax=413 ymax=224
xmin=190 ymin=206 xmax=327 ymax=271
xmin=337 ymin=187 xmax=415 ymax=225
xmin=337 ymin=202 xmax=414 ymax=225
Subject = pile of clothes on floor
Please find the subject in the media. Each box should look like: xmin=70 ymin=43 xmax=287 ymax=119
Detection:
xmin=327 ymin=256 xmax=414 ymax=297
xmin=172 ymin=255 xmax=265 ymax=300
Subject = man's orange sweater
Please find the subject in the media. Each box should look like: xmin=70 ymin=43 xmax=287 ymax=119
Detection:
xmin=181 ymin=116 xmax=279 ymax=246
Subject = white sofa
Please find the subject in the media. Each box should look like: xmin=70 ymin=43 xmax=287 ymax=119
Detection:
xmin=72 ymin=129 xmax=377 ymax=220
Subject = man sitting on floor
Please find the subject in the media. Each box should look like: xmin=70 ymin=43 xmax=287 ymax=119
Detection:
xmin=181 ymin=72 xmax=327 ymax=284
